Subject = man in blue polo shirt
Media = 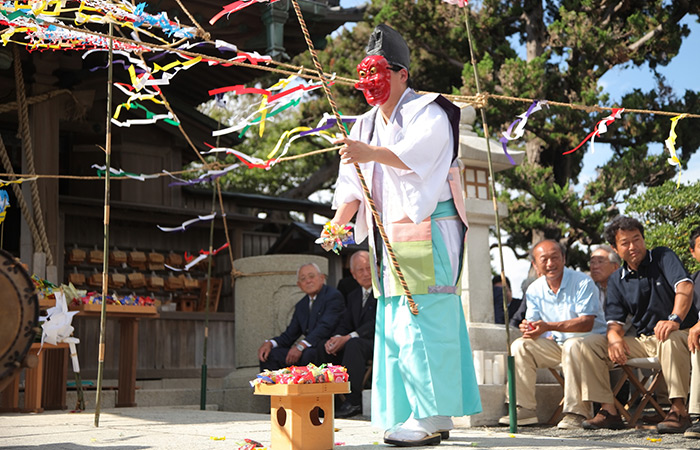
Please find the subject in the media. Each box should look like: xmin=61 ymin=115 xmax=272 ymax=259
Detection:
xmin=498 ymin=239 xmax=606 ymax=429
xmin=578 ymin=216 xmax=696 ymax=434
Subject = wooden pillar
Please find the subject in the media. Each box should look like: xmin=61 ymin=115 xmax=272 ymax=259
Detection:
xmin=41 ymin=346 xmax=68 ymax=410
xmin=116 ymin=318 xmax=138 ymax=407
xmin=0 ymin=375 xmax=20 ymax=412
xmin=22 ymin=351 xmax=45 ymax=413
xmin=30 ymin=52 xmax=61 ymax=283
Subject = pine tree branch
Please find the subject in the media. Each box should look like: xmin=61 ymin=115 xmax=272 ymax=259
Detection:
xmin=280 ymin=155 xmax=339 ymax=200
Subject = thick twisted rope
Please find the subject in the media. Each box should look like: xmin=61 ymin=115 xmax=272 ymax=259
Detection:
xmin=0 ymin=133 xmax=45 ymax=252
xmin=172 ymin=0 xmax=210 ymax=41
xmin=13 ymin=45 xmax=54 ymax=265
xmin=289 ymin=0 xmax=418 ymax=315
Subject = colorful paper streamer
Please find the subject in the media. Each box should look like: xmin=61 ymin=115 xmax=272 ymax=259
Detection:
xmin=664 ymin=113 xmax=687 ymax=187
xmin=564 ymin=108 xmax=624 ymax=155
xmin=157 ymin=213 xmax=218 ymax=232
xmin=209 ymin=0 xmax=281 ymax=25
xmin=0 ymin=190 xmax=10 ymax=226
xmin=499 ymin=100 xmax=547 ymax=164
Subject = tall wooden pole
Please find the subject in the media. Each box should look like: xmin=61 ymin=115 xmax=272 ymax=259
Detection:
xmin=200 ymin=184 xmax=216 ymax=410
xmin=94 ymin=22 xmax=114 ymax=427
xmin=462 ymin=6 xmax=517 ymax=433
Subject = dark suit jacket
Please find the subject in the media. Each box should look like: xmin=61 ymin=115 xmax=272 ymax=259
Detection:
xmin=335 ymin=286 xmax=376 ymax=341
xmin=273 ymin=284 xmax=344 ymax=348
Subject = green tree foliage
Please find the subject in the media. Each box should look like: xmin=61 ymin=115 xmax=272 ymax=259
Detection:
xmin=195 ymin=0 xmax=700 ymax=268
xmin=625 ymin=180 xmax=700 ymax=274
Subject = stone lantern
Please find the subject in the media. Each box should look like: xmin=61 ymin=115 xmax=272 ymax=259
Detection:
xmin=455 ymin=105 xmax=526 ymax=426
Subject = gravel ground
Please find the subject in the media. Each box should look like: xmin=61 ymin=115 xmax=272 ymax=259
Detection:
xmin=494 ymin=423 xmax=700 ymax=449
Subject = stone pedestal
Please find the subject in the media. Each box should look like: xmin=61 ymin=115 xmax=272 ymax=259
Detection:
xmin=233 ymin=254 xmax=328 ymax=368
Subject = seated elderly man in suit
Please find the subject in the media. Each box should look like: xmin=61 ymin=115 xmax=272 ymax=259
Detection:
xmin=317 ymin=251 xmax=377 ymax=418
xmin=258 ymin=263 xmax=344 ymax=371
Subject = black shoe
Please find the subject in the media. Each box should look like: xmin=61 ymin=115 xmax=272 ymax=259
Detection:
xmin=685 ymin=420 xmax=700 ymax=439
xmin=336 ymin=401 xmax=362 ymax=418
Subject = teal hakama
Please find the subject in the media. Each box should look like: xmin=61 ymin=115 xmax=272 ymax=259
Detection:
xmin=371 ymin=201 xmax=482 ymax=429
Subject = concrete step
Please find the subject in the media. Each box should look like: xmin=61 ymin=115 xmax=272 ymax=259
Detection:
xmin=361 ymin=382 xmax=564 ymax=427
xmin=64 ymin=386 xmax=225 ymax=410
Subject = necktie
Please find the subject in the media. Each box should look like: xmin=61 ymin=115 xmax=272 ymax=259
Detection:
xmin=362 ymin=289 xmax=370 ymax=308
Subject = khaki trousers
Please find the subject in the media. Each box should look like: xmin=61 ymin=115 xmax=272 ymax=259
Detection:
xmin=578 ymin=331 xmax=691 ymax=405
xmin=690 ymin=349 xmax=700 ymax=414
xmin=507 ymin=336 xmax=590 ymax=418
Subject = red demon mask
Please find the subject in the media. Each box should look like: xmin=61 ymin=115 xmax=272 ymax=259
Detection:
xmin=355 ymin=55 xmax=392 ymax=106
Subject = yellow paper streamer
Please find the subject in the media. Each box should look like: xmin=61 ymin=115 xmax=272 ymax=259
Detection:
xmin=256 ymin=74 xmax=300 ymax=137
xmin=664 ymin=113 xmax=687 ymax=187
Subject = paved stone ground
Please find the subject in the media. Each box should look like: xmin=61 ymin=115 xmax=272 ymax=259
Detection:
xmin=2 ymin=407 xmax=697 ymax=450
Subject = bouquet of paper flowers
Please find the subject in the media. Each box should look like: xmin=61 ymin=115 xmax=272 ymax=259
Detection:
xmin=250 ymin=363 xmax=348 ymax=387
xmin=315 ymin=222 xmax=354 ymax=254
xmin=31 ymin=274 xmax=58 ymax=302
xmin=71 ymin=292 xmax=155 ymax=307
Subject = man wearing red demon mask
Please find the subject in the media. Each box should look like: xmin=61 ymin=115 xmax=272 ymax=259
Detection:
xmin=326 ymin=24 xmax=481 ymax=446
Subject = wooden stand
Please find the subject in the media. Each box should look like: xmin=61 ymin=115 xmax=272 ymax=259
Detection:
xmin=0 ymin=343 xmax=69 ymax=413
xmin=71 ymin=304 xmax=158 ymax=407
xmin=255 ymin=382 xmax=350 ymax=450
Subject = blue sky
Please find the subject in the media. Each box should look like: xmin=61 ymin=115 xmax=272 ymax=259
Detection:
xmin=580 ymin=14 xmax=700 ymax=186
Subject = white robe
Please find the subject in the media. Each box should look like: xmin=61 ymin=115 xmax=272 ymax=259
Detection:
xmin=332 ymin=88 xmax=462 ymax=294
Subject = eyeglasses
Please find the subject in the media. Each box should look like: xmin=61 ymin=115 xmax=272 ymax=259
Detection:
xmin=299 ymin=273 xmax=318 ymax=283
xmin=590 ymin=257 xmax=611 ymax=266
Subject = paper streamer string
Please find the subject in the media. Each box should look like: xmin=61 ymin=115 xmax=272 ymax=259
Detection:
xmin=91 ymin=164 xmax=162 ymax=180
xmin=664 ymin=113 xmax=687 ymax=187
xmin=499 ymin=100 xmax=548 ymax=164
xmin=0 ymin=177 xmax=37 ymax=187
xmin=0 ymin=190 xmax=10 ymax=226
xmin=165 ymin=162 xmax=242 ymax=186
xmin=1 ymin=0 xmax=195 ymax=51
xmin=202 ymin=147 xmax=271 ymax=169
xmin=111 ymin=101 xmax=180 ymax=127
xmin=157 ymin=213 xmax=218 ymax=232
xmin=300 ymin=114 xmax=358 ymax=137
xmin=564 ymin=108 xmax=624 ymax=155
xmin=40 ymin=290 xmax=80 ymax=349
xmin=166 ymin=242 xmax=230 ymax=271
xmin=442 ymin=0 xmax=469 ymax=6
xmin=209 ymin=0 xmax=281 ymax=25
xmin=210 ymin=75 xmax=330 ymax=138
xmin=39 ymin=287 xmax=82 ymax=374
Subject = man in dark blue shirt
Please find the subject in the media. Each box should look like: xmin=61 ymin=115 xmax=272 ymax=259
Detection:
xmin=578 ymin=216 xmax=696 ymax=434
xmin=493 ymin=276 xmax=521 ymax=325
xmin=684 ymin=226 xmax=700 ymax=439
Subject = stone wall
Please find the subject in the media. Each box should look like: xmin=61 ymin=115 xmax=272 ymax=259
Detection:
xmin=234 ymin=254 xmax=328 ymax=368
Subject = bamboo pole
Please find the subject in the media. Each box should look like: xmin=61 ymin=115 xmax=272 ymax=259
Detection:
xmin=94 ymin=22 xmax=114 ymax=427
xmin=200 ymin=184 xmax=216 ymax=410
xmin=462 ymin=6 xmax=517 ymax=433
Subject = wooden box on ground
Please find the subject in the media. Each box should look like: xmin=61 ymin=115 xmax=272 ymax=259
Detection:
xmin=254 ymin=382 xmax=350 ymax=450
